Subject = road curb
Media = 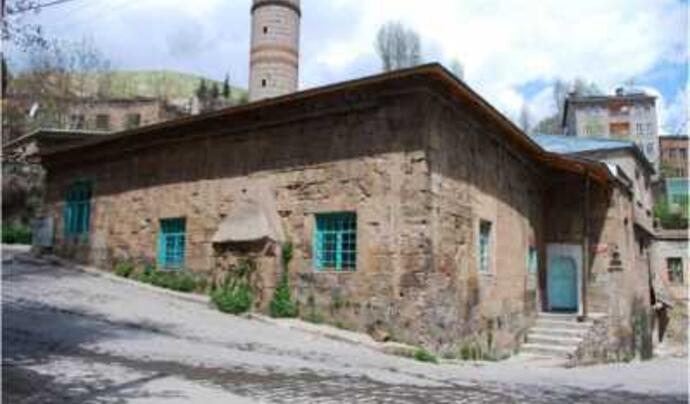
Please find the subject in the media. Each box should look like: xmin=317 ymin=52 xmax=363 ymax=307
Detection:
xmin=20 ymin=251 xmax=423 ymax=360
xmin=245 ymin=313 xmax=423 ymax=359
xmin=21 ymin=252 xmax=212 ymax=307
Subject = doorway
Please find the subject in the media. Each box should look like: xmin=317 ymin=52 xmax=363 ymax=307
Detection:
xmin=547 ymin=244 xmax=582 ymax=312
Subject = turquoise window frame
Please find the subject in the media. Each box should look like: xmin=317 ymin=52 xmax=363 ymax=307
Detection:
xmin=313 ymin=212 xmax=357 ymax=272
xmin=667 ymin=257 xmax=684 ymax=284
xmin=64 ymin=181 xmax=92 ymax=239
xmin=157 ymin=218 xmax=186 ymax=270
xmin=527 ymin=246 xmax=538 ymax=274
xmin=478 ymin=220 xmax=492 ymax=273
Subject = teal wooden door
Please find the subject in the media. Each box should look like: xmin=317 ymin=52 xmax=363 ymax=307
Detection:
xmin=548 ymin=256 xmax=578 ymax=311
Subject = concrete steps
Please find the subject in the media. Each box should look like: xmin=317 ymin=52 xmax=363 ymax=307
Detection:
xmin=519 ymin=313 xmax=594 ymax=360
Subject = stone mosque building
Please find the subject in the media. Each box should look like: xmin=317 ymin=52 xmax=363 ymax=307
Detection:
xmin=38 ymin=0 xmax=663 ymax=363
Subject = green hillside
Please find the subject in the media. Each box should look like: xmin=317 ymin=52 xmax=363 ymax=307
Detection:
xmin=105 ymin=70 xmax=246 ymax=99
xmin=103 ymin=70 xmax=247 ymax=102
xmin=11 ymin=69 xmax=247 ymax=102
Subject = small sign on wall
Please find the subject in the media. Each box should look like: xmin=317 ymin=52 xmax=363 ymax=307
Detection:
xmin=608 ymin=244 xmax=623 ymax=271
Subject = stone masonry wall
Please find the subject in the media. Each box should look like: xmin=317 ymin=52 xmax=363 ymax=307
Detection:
xmin=651 ymin=235 xmax=689 ymax=352
xmin=43 ymin=77 xmax=624 ymax=356
xmin=423 ymin=90 xmax=545 ymax=358
xmin=44 ymin=88 xmax=444 ymax=349
xmin=545 ymin=178 xmax=654 ymax=362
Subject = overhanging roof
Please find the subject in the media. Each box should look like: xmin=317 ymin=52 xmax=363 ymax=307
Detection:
xmin=41 ymin=63 xmax=612 ymax=184
xmin=530 ymin=134 xmax=655 ymax=175
xmin=4 ymin=128 xmax=112 ymax=150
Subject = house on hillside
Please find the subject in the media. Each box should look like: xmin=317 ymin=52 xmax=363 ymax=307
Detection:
xmin=562 ymin=88 xmax=659 ymax=166
xmin=658 ymin=135 xmax=689 ymax=215
xmin=38 ymin=64 xmax=655 ymax=363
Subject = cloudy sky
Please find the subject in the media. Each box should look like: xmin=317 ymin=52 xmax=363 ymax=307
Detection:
xmin=14 ymin=0 xmax=690 ymax=133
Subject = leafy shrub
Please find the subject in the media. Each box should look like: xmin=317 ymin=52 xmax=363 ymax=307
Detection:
xmin=212 ymin=283 xmax=253 ymax=314
xmin=413 ymin=348 xmax=438 ymax=364
xmin=138 ymin=270 xmax=201 ymax=293
xmin=269 ymin=242 xmax=298 ymax=318
xmin=303 ymin=310 xmax=325 ymax=324
xmin=654 ymin=195 xmax=689 ymax=230
xmin=2 ymin=224 xmax=32 ymax=244
xmin=114 ymin=260 xmax=134 ymax=278
xmin=270 ymin=274 xmax=299 ymax=318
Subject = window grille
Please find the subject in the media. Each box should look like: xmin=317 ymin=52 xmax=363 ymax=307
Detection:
xmin=158 ymin=218 xmax=186 ymax=270
xmin=313 ymin=212 xmax=357 ymax=272
xmin=478 ymin=220 xmax=492 ymax=273
xmin=64 ymin=182 xmax=91 ymax=238
xmin=667 ymin=258 xmax=684 ymax=284
xmin=527 ymin=246 xmax=538 ymax=274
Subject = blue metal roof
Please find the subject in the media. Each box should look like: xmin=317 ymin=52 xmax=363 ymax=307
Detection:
xmin=530 ymin=134 xmax=636 ymax=154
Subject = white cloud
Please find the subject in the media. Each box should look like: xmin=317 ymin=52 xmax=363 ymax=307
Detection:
xmin=15 ymin=0 xmax=687 ymax=126
xmin=530 ymin=86 xmax=558 ymax=126
xmin=314 ymin=0 xmax=687 ymax=119
xmin=661 ymin=84 xmax=690 ymax=134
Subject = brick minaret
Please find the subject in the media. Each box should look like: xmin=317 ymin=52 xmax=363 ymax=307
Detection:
xmin=249 ymin=0 xmax=301 ymax=102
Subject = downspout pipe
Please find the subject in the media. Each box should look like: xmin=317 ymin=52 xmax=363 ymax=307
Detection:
xmin=581 ymin=172 xmax=591 ymax=320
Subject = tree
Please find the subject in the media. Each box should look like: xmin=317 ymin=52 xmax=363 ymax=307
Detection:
xmin=519 ymin=103 xmax=532 ymax=133
xmin=533 ymin=116 xmax=560 ymax=135
xmin=5 ymin=37 xmax=113 ymax=131
xmin=553 ymin=79 xmax=568 ymax=122
xmin=66 ymin=37 xmax=112 ymax=98
xmin=2 ymin=0 xmax=49 ymax=50
xmin=375 ymin=21 xmax=421 ymax=72
xmin=1 ymin=55 xmax=9 ymax=98
xmin=196 ymin=79 xmax=208 ymax=101
xmin=533 ymin=77 xmax=603 ymax=135
xmin=222 ymin=74 xmax=231 ymax=99
xmin=210 ymin=82 xmax=219 ymax=100
xmin=448 ymin=59 xmax=464 ymax=81
xmin=573 ymin=78 xmax=602 ymax=96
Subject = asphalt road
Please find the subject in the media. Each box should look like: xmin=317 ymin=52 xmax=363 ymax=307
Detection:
xmin=3 ymin=245 xmax=688 ymax=403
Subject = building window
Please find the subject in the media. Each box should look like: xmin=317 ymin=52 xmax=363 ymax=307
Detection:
xmin=527 ymin=246 xmax=538 ymax=274
xmin=261 ymin=79 xmax=267 ymax=87
xmin=667 ymin=257 xmax=684 ymax=284
xmin=609 ymin=122 xmax=630 ymax=138
xmin=263 ymin=26 xmax=268 ymax=34
xmin=158 ymin=218 xmax=186 ymax=270
xmin=64 ymin=181 xmax=91 ymax=238
xmin=70 ymin=114 xmax=85 ymax=129
xmin=126 ymin=113 xmax=141 ymax=129
xmin=95 ymin=114 xmax=110 ymax=130
xmin=478 ymin=220 xmax=492 ymax=273
xmin=313 ymin=212 xmax=357 ymax=272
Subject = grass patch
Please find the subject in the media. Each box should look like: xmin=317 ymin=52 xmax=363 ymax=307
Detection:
xmin=269 ymin=273 xmax=299 ymax=318
xmin=2 ymin=224 xmax=32 ymax=244
xmin=413 ymin=348 xmax=438 ymax=364
xmin=211 ymin=283 xmax=253 ymax=314
xmin=137 ymin=270 xmax=203 ymax=293
xmin=114 ymin=261 xmax=135 ymax=278
xmin=269 ymin=243 xmax=299 ymax=318
xmin=303 ymin=311 xmax=325 ymax=325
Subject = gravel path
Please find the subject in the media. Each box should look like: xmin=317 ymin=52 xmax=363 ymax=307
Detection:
xmin=3 ymin=245 xmax=688 ymax=403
